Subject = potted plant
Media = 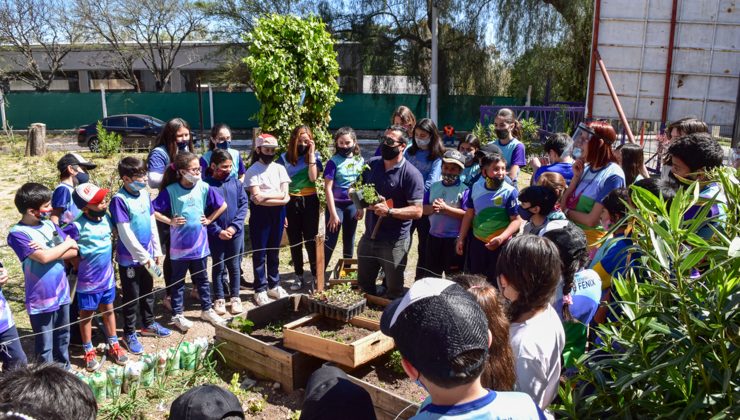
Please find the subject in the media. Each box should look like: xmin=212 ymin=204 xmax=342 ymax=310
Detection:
xmin=308 ymin=283 xmax=367 ymax=321
xmin=349 ymin=164 xmax=381 ymax=209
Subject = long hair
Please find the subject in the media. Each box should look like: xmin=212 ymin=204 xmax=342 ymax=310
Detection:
xmin=585 ymin=121 xmax=618 ymax=169
xmin=286 ymin=125 xmax=313 ymax=165
xmin=459 ymin=133 xmax=481 ymax=151
xmin=453 ymin=274 xmax=517 ymax=391
xmin=160 ymin=152 xmax=198 ymax=191
xmin=208 ymin=123 xmax=231 ymax=151
xmin=495 ymin=108 xmax=523 ymax=139
xmin=155 ymin=118 xmax=193 ymax=162
xmin=617 ymin=143 xmax=644 ymax=185
xmin=543 ymin=225 xmax=589 ymax=322
xmin=497 ymin=235 xmax=562 ymax=322
xmin=333 ymin=127 xmax=360 ymax=156
xmin=390 ymin=105 xmax=416 ymax=133
xmin=407 ymin=118 xmax=444 ymax=160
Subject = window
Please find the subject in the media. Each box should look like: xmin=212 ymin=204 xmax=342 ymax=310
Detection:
xmin=127 ymin=117 xmax=147 ymax=129
xmin=106 ymin=116 xmax=125 ymax=127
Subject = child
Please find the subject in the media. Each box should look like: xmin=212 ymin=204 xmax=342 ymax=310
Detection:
xmin=244 ymin=134 xmax=291 ymax=306
xmin=277 ymin=125 xmax=323 ymax=290
xmin=615 ymin=142 xmax=646 ymax=186
xmin=7 ymin=183 xmax=77 ymax=368
xmin=423 ymin=150 xmax=467 ymax=277
xmin=537 ymin=171 xmax=567 ymax=200
xmin=518 ymin=185 xmax=567 ymax=236
xmin=375 ymin=105 xmax=417 ymax=157
xmin=0 ymin=261 xmax=28 ymax=371
xmin=529 ymin=133 xmax=574 ymax=185
xmin=453 ymin=274 xmax=516 ymax=391
xmin=51 ymin=153 xmax=96 ymax=230
xmin=542 ymin=225 xmax=602 ymax=369
xmin=667 ymin=132 xmax=727 ymax=240
xmin=661 ymin=117 xmax=708 ymax=180
xmin=456 ymin=153 xmax=521 ymax=283
xmin=497 ymin=235 xmax=565 ymax=411
xmin=323 ymin=127 xmax=364 ymax=267
xmin=380 ymin=278 xmax=544 ymax=418
xmin=152 ymin=152 xmax=227 ymax=331
xmin=204 ymin=149 xmax=249 ymax=315
xmin=492 ymin=108 xmax=526 ymax=188
xmin=70 ymin=183 xmax=128 ymax=370
xmin=457 ymin=134 xmax=481 ymax=187
xmin=200 ymin=123 xmax=246 ymax=182
xmin=109 ymin=157 xmax=171 ymax=356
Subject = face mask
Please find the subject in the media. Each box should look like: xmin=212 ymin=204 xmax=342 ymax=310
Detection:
xmin=259 ymin=153 xmax=275 ymax=165
xmin=88 ymin=209 xmax=107 ymax=218
xmin=129 ymin=180 xmax=147 ymax=192
xmin=571 ymin=147 xmax=583 ymax=159
xmin=297 ymin=145 xmax=308 ymax=156
xmin=670 ymin=171 xmax=698 ymax=186
xmin=181 ymin=171 xmax=199 ymax=184
xmin=177 ymin=142 xmax=188 ymax=152
xmin=414 ymin=378 xmax=429 ymax=392
xmin=600 ymin=218 xmax=611 ymax=231
xmin=37 ymin=210 xmax=52 ymax=221
xmin=442 ymin=173 xmax=459 ymax=184
xmin=462 ymin=152 xmax=474 ymax=165
xmin=216 ymin=141 xmax=231 ymax=150
xmin=495 ymin=128 xmax=509 ymax=140
xmin=415 ymin=138 xmax=430 ymax=149
xmin=74 ymin=172 xmax=89 ymax=185
xmin=381 ymin=143 xmax=401 ymax=161
xmin=213 ymin=169 xmax=230 ymax=180
xmin=336 ymin=146 xmax=353 ymax=157
xmin=517 ymin=206 xmax=533 ymax=221
xmin=484 ymin=175 xmax=503 ymax=190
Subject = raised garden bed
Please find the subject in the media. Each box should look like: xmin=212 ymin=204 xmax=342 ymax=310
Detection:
xmin=214 ymin=295 xmax=323 ymax=392
xmin=352 ymin=294 xmax=391 ymax=326
xmin=327 ymin=258 xmax=359 ymax=287
xmin=283 ymin=313 xmax=395 ymax=368
xmin=308 ymin=282 xmax=366 ymax=321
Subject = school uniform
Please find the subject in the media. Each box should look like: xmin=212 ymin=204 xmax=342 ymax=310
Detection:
xmin=494 ymin=138 xmax=526 ymax=187
xmin=0 ymin=289 xmax=28 ymax=370
xmin=414 ymin=390 xmax=545 ymax=420
xmin=404 ymin=148 xmax=442 ymax=279
xmin=533 ymin=162 xmax=574 ymax=185
xmin=69 ymin=214 xmax=116 ymax=312
xmin=200 ymin=148 xmax=246 ymax=180
xmin=323 ymin=153 xmax=364 ymax=264
xmin=146 ymin=145 xmax=173 ymax=284
xmin=423 ymin=179 xmax=467 ymax=276
xmin=566 ymin=163 xmax=625 ymax=247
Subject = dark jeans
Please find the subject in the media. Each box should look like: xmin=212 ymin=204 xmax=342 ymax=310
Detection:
xmin=357 ymin=235 xmax=411 ymax=299
xmin=410 ymin=216 xmax=431 ymax=280
xmin=324 ymin=201 xmax=358 ymax=267
xmin=28 ymin=304 xmax=70 ymax=368
xmin=250 ymin=204 xmax=285 ymax=293
xmin=119 ymin=265 xmax=155 ymax=335
xmin=467 ymin=237 xmax=502 ymax=285
xmin=0 ymin=325 xmax=28 ymax=371
xmin=286 ymin=194 xmax=319 ymax=276
xmin=156 ymin=220 xmax=173 ymax=289
xmin=210 ymin=232 xmax=243 ymax=299
xmin=169 ymin=258 xmax=211 ymax=314
xmin=425 ymin=235 xmax=464 ymax=278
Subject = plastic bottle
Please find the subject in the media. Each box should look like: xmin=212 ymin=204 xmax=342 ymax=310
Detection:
xmin=52 ymin=230 xmax=64 ymax=246
xmin=107 ymin=366 xmax=123 ymax=399
xmin=145 ymin=259 xmax=163 ymax=283
xmin=90 ymin=371 xmax=108 ymax=401
xmin=140 ymin=354 xmax=156 ymax=386
xmin=123 ymin=361 xmax=143 ymax=393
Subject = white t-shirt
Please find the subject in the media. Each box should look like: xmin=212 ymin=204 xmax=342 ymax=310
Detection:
xmin=509 ymin=305 xmax=565 ymax=410
xmin=244 ymin=161 xmax=291 ymax=199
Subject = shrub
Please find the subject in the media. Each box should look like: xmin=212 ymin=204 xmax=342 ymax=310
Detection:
xmin=96 ymin=121 xmax=122 ymax=157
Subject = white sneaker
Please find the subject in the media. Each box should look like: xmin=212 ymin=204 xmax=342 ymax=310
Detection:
xmin=213 ymin=299 xmax=227 ymax=315
xmin=172 ymin=314 xmax=193 ymax=332
xmin=230 ymin=297 xmax=243 ymax=314
xmin=201 ymin=308 xmax=225 ymax=325
xmin=267 ymin=286 xmax=289 ymax=299
xmin=254 ymin=291 xmax=271 ymax=306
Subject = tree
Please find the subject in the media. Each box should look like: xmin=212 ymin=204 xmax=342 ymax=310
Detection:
xmin=0 ymin=0 xmax=85 ymax=91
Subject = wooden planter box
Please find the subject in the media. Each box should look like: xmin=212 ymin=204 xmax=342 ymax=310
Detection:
xmin=283 ymin=313 xmax=395 ymax=368
xmin=214 ymin=295 xmax=323 ymax=392
xmin=347 ymin=374 xmax=420 ymax=420
xmin=327 ymin=258 xmax=359 ymax=287
xmin=351 ymin=294 xmax=391 ymax=327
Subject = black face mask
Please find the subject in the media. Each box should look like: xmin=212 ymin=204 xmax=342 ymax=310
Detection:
xmin=381 ymin=144 xmax=401 ymax=161
xmin=484 ymin=175 xmax=504 ymax=190
xmin=495 ymin=129 xmax=509 ymax=140
xmin=88 ymin=209 xmax=107 ymax=218
xmin=74 ymin=172 xmax=89 ymax=185
xmin=336 ymin=147 xmax=353 ymax=157
xmin=259 ymin=153 xmax=275 ymax=164
xmin=297 ymin=145 xmax=308 ymax=156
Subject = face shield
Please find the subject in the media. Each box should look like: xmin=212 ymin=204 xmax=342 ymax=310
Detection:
xmin=565 ymin=123 xmax=595 ymax=159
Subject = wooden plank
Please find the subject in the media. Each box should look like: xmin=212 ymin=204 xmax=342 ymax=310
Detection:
xmin=349 ymin=317 xmax=381 ymax=331
xmin=316 ymin=235 xmax=325 ymax=292
xmin=216 ymin=341 xmax=294 ymax=391
xmin=364 ymin=294 xmax=391 ymax=307
xmin=347 ymin=374 xmax=419 ymax=420
xmin=284 ymin=327 xmax=355 ymax=367
xmin=283 ymin=313 xmax=321 ymax=330
xmin=351 ymin=332 xmax=396 ymax=363
xmin=244 ymin=295 xmax=301 ymax=328
xmin=214 ymin=323 xmax=292 ymax=365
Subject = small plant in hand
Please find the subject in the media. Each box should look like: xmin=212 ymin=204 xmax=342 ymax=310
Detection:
xmin=350 ymin=164 xmax=381 ymax=208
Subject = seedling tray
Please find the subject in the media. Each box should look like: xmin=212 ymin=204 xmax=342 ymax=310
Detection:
xmin=328 ymin=258 xmax=359 ymax=286
xmin=307 ymin=297 xmax=366 ymax=321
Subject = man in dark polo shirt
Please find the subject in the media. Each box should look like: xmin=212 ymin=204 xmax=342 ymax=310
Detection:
xmin=357 ymin=125 xmax=424 ymax=299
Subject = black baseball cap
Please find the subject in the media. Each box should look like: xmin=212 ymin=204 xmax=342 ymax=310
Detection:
xmin=57 ymin=153 xmax=96 ymax=173
xmin=301 ymin=365 xmax=376 ymax=420
xmin=475 ymin=142 xmax=503 ymax=159
xmin=168 ymin=384 xmax=244 ymax=420
xmin=380 ymin=278 xmax=489 ymax=385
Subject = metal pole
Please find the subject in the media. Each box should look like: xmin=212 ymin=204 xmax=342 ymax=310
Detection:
xmin=430 ymin=1 xmax=438 ymax=125
xmin=0 ymin=90 xmax=7 ymax=132
xmin=732 ymin=71 xmax=740 ymax=149
xmin=197 ymin=78 xmax=204 ymax=150
xmin=586 ymin=0 xmax=602 ymax=119
xmin=100 ymin=85 xmax=107 ymax=118
xmin=660 ymin=0 xmax=679 ymax=130
xmin=208 ymin=84 xmax=214 ymax=128
xmin=595 ymin=50 xmax=635 ymax=143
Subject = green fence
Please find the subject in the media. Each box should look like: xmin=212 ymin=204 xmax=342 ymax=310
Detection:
xmin=4 ymin=92 xmax=523 ymax=131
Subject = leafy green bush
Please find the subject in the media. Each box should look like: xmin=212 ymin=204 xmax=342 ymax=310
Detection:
xmin=96 ymin=121 xmax=122 ymax=157
xmin=557 ymin=167 xmax=740 ymax=418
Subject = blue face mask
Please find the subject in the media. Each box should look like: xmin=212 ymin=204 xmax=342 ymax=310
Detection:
xmin=216 ymin=141 xmax=231 ymax=150
xmin=75 ymin=172 xmax=89 ymax=185
xmin=129 ymin=180 xmax=147 ymax=192
xmin=177 ymin=142 xmax=188 ymax=152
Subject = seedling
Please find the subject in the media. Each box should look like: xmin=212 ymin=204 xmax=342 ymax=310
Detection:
xmin=230 ymin=316 xmax=255 ymax=334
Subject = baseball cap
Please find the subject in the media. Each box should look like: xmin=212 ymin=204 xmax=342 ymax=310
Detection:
xmin=300 ymin=365 xmax=376 ymax=420
xmin=254 ymin=133 xmax=278 ymax=148
xmin=380 ymin=278 xmax=489 ymax=385
xmin=479 ymin=142 xmax=503 ymax=156
xmin=57 ymin=153 xmax=96 ymax=173
xmin=442 ymin=149 xmax=465 ymax=170
xmin=72 ymin=183 xmax=109 ymax=209
xmin=168 ymin=384 xmax=244 ymax=420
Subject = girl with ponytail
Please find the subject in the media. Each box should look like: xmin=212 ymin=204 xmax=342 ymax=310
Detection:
xmin=492 ymin=108 xmax=526 ymax=188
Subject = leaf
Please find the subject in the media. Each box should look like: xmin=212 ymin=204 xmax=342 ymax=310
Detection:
xmin=679 ymin=249 xmax=708 ymax=274
xmin=728 ymin=237 xmax=740 ymax=258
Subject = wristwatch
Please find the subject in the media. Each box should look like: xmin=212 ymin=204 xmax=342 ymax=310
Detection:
xmin=386 ymin=208 xmax=393 ymax=218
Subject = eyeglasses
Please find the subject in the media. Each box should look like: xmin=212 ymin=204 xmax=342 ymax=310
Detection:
xmin=185 ymin=167 xmax=201 ymax=173
xmin=381 ymin=136 xmax=403 ymax=147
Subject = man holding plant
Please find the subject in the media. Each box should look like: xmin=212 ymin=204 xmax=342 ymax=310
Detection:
xmin=357 ymin=126 xmax=424 ymax=299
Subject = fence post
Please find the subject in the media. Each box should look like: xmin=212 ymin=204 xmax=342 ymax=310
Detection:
xmin=100 ymin=86 xmax=107 ymax=118
xmin=315 ymin=235 xmax=325 ymax=292
xmin=0 ymin=90 xmax=6 ymax=133
xmin=25 ymin=123 xmax=46 ymax=156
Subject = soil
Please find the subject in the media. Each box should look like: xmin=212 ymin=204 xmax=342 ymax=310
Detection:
xmin=351 ymin=352 xmax=427 ymax=404
xmin=247 ymin=307 xmax=311 ymax=345
xmin=357 ymin=302 xmax=385 ymax=321
xmin=293 ymin=317 xmax=375 ymax=344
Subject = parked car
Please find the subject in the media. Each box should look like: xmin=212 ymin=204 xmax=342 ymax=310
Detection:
xmin=77 ymin=114 xmax=202 ymax=152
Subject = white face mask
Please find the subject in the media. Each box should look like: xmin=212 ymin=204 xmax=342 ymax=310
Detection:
xmin=181 ymin=171 xmax=199 ymax=184
xmin=415 ymin=138 xmax=430 ymax=149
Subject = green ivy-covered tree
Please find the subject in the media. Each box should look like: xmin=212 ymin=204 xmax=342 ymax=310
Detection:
xmin=244 ymin=14 xmax=339 ymax=151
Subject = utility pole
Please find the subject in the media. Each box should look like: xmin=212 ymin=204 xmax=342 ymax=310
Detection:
xmin=430 ymin=1 xmax=439 ymax=125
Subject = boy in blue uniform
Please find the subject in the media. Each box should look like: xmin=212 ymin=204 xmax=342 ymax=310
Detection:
xmin=7 ymin=183 xmax=78 ymax=368
xmin=0 ymin=262 xmax=28 ymax=371
xmin=70 ymin=182 xmax=128 ymax=371
xmin=109 ymin=157 xmax=171 ymax=355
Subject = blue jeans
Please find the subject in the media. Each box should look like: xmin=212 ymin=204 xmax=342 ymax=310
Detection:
xmin=28 ymin=304 xmax=70 ymax=368
xmin=324 ymin=201 xmax=358 ymax=267
xmin=249 ymin=204 xmax=285 ymax=293
xmin=210 ymin=232 xmax=243 ymax=300
xmin=0 ymin=325 xmax=28 ymax=371
xmin=169 ymin=258 xmax=211 ymax=315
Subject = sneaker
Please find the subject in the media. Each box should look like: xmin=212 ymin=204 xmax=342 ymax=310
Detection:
xmin=230 ymin=297 xmax=243 ymax=314
xmin=267 ymin=286 xmax=289 ymax=299
xmin=141 ymin=322 xmax=172 ymax=338
xmin=254 ymin=291 xmax=271 ymax=306
xmin=162 ymin=295 xmax=172 ymax=312
xmin=290 ymin=274 xmax=304 ymax=291
xmin=172 ymin=314 xmax=193 ymax=332
xmin=108 ymin=342 xmax=129 ymax=366
xmin=84 ymin=349 xmax=100 ymax=372
xmin=213 ymin=298 xmax=227 ymax=315
xmin=123 ymin=333 xmax=143 ymax=355
xmin=201 ymin=308 xmax=225 ymax=325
